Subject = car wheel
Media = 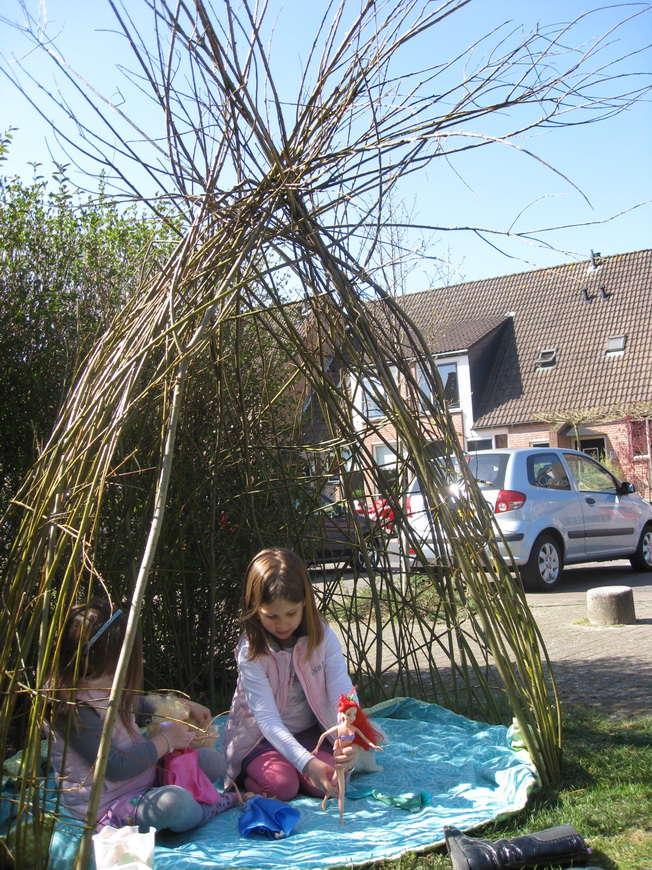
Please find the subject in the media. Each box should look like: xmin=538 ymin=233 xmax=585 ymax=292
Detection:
xmin=353 ymin=542 xmax=380 ymax=572
xmin=630 ymin=524 xmax=652 ymax=572
xmin=520 ymin=533 xmax=563 ymax=591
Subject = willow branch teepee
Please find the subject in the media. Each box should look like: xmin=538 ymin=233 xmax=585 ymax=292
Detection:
xmin=4 ymin=0 xmax=648 ymax=865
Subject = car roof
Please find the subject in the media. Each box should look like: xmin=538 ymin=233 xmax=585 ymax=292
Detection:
xmin=468 ymin=447 xmax=585 ymax=457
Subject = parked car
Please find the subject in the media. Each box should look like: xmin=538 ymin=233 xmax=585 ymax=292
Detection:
xmin=297 ymin=492 xmax=381 ymax=570
xmin=408 ymin=447 xmax=652 ymax=591
xmin=354 ymin=458 xmax=464 ymax=533
xmin=354 ymin=496 xmax=406 ymax=533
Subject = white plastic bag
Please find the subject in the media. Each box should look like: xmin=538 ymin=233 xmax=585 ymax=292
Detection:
xmin=92 ymin=825 xmax=156 ymax=869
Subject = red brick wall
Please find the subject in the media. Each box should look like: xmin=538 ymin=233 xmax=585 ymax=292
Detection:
xmin=506 ymin=424 xmax=554 ymax=448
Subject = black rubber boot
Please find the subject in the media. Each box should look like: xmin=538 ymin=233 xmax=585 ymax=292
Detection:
xmin=444 ymin=823 xmax=591 ymax=870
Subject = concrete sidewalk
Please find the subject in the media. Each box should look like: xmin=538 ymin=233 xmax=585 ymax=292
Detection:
xmin=524 ymin=561 xmax=652 ymax=718
xmin=325 ymin=559 xmax=651 ymax=720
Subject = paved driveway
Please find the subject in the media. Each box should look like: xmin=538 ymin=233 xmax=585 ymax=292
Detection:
xmin=525 ymin=561 xmax=651 ymax=718
xmin=316 ymin=556 xmax=651 ymax=719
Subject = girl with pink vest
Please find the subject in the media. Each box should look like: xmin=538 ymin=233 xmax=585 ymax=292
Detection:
xmin=47 ymin=598 xmax=239 ymax=833
xmin=221 ymin=547 xmax=359 ymax=802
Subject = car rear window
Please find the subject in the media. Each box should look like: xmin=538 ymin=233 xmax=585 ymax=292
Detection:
xmin=467 ymin=453 xmax=509 ymax=490
xmin=409 ymin=455 xmax=463 ymax=494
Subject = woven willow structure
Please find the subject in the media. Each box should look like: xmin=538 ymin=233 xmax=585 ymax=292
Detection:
xmin=5 ymin=0 xmax=647 ymax=864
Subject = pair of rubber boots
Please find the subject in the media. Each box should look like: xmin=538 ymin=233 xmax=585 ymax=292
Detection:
xmin=444 ymin=823 xmax=593 ymax=870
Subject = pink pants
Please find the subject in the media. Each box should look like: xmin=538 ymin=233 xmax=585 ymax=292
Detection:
xmin=244 ymin=749 xmax=334 ymax=802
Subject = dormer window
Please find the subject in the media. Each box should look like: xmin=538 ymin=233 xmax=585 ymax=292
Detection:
xmin=605 ymin=335 xmax=626 ymax=357
xmin=534 ymin=348 xmax=557 ymax=370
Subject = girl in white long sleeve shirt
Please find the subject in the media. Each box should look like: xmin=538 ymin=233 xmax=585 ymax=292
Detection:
xmin=221 ymin=548 xmax=358 ymax=800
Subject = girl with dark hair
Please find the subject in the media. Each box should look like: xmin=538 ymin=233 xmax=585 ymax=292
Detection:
xmin=221 ymin=548 xmax=360 ymax=802
xmin=47 ymin=598 xmax=238 ymax=832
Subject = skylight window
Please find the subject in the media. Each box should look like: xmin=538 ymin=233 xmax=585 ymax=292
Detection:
xmin=534 ymin=348 xmax=557 ymax=370
xmin=605 ymin=335 xmax=626 ymax=356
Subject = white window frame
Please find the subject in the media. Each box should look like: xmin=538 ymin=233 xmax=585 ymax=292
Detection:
xmin=352 ymin=366 xmax=398 ymax=424
xmin=372 ymin=442 xmax=399 ymax=494
xmin=466 ymin=437 xmax=493 ymax=452
xmin=534 ymin=348 xmax=557 ymax=370
xmin=417 ymin=360 xmax=460 ymax=409
xmin=373 ymin=442 xmax=398 ymax=468
xmin=605 ymin=335 xmax=626 ymax=357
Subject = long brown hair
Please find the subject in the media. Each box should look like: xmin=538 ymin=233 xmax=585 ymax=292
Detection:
xmin=242 ymin=548 xmax=324 ymax=659
xmin=50 ymin=597 xmax=142 ymax=734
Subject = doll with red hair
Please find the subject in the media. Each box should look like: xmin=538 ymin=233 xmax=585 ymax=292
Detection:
xmin=312 ymin=692 xmax=384 ymax=824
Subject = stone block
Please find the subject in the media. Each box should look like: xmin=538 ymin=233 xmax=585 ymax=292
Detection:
xmin=587 ymin=585 xmax=636 ymax=626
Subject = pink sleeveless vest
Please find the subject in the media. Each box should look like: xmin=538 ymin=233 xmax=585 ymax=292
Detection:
xmin=221 ymin=625 xmax=352 ymax=783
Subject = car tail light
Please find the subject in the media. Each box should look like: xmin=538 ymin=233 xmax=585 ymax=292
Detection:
xmin=495 ymin=490 xmax=526 ymax=512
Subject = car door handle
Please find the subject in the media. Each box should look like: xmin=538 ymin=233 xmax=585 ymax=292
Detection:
xmin=585 ymin=497 xmax=596 ymax=505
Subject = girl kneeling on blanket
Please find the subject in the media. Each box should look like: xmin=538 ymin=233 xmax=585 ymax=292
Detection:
xmin=46 ymin=598 xmax=238 ymax=832
xmin=221 ymin=547 xmax=360 ymax=801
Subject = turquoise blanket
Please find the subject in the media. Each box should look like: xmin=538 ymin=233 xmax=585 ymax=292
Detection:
xmin=9 ymin=698 xmax=538 ymax=869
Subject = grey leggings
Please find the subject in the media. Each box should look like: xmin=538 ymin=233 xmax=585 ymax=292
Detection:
xmin=135 ymin=747 xmax=228 ymax=833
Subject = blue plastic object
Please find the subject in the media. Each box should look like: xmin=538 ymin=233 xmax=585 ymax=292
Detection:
xmin=238 ymin=795 xmax=301 ymax=839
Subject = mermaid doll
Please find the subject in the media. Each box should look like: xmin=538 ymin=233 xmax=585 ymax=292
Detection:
xmin=312 ymin=692 xmax=384 ymax=824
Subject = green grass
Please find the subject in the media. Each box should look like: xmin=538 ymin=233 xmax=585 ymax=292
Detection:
xmin=351 ymin=705 xmax=652 ymax=870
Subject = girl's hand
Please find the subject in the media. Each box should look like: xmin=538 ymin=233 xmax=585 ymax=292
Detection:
xmin=160 ymin=721 xmax=195 ymax=750
xmin=332 ymin=741 xmax=359 ymax=771
xmin=304 ymin=756 xmax=337 ymax=795
xmin=184 ymin=699 xmax=212 ymax=728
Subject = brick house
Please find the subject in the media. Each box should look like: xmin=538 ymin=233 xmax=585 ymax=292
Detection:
xmin=350 ymin=249 xmax=651 ymax=500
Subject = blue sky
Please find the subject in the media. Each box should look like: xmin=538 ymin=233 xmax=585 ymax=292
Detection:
xmin=1 ymin=0 xmax=650 ymax=289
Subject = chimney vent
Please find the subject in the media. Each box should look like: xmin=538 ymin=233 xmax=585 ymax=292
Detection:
xmin=588 ymin=250 xmax=602 ymax=271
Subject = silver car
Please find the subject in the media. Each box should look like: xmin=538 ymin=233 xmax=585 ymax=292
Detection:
xmin=408 ymin=447 xmax=652 ymax=591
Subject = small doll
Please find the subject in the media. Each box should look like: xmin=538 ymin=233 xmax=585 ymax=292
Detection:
xmin=312 ymin=692 xmax=384 ymax=824
xmin=144 ymin=693 xmax=219 ymax=749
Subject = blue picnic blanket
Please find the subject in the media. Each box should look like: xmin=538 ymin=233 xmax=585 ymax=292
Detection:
xmin=3 ymin=698 xmax=538 ymax=869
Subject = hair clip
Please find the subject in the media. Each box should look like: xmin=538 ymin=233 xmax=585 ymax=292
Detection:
xmin=85 ymin=608 xmax=123 ymax=652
